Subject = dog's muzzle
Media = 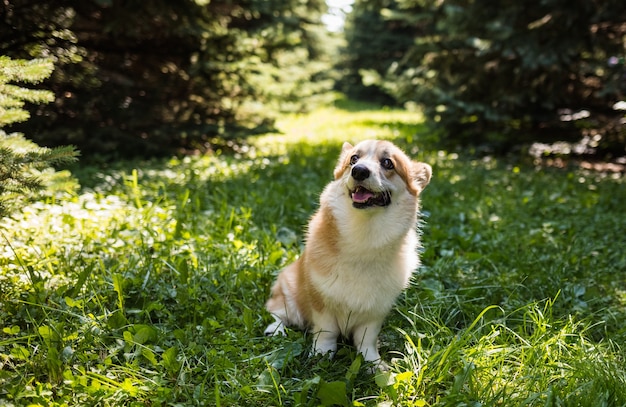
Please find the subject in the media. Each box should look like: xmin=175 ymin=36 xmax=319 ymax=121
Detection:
xmin=349 ymin=165 xmax=391 ymax=208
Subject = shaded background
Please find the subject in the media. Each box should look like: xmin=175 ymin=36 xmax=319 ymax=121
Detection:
xmin=2 ymin=0 xmax=625 ymax=158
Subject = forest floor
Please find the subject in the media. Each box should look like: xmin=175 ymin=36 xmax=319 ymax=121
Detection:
xmin=1 ymin=101 xmax=626 ymax=406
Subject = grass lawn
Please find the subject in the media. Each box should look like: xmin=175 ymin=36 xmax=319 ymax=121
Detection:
xmin=1 ymin=101 xmax=626 ymax=406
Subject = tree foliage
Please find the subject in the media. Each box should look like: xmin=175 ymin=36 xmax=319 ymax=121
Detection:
xmin=344 ymin=0 xmax=626 ymax=154
xmin=337 ymin=0 xmax=418 ymax=104
xmin=0 ymin=57 xmax=78 ymax=218
xmin=0 ymin=57 xmax=55 ymax=124
xmin=1 ymin=0 xmax=333 ymax=157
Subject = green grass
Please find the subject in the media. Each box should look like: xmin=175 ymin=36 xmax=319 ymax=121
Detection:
xmin=1 ymin=100 xmax=625 ymax=406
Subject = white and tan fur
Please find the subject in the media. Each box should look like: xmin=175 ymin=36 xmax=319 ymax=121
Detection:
xmin=265 ymin=140 xmax=431 ymax=368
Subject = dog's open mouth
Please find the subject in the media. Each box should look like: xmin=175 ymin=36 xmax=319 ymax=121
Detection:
xmin=350 ymin=186 xmax=391 ymax=208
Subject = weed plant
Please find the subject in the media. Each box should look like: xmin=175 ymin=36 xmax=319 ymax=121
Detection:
xmin=1 ymin=101 xmax=625 ymax=406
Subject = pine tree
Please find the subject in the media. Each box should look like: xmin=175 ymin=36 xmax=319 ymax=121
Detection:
xmin=337 ymin=0 xmax=418 ymax=104
xmin=1 ymin=0 xmax=334 ymax=157
xmin=0 ymin=57 xmax=78 ymax=218
xmin=379 ymin=0 xmax=626 ymax=153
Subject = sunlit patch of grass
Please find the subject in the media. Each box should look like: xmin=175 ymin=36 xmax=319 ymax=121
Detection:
xmin=383 ymin=299 xmax=626 ymax=406
xmin=254 ymin=99 xmax=430 ymax=157
xmin=1 ymin=100 xmax=625 ymax=405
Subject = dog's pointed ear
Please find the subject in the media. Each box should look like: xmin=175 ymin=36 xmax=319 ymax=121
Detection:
xmin=411 ymin=162 xmax=432 ymax=193
xmin=334 ymin=142 xmax=354 ymax=179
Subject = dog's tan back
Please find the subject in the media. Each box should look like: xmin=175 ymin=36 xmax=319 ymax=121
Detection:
xmin=265 ymin=140 xmax=431 ymax=369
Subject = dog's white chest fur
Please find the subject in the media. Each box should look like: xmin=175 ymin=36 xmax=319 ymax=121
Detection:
xmin=309 ymin=184 xmax=418 ymax=334
xmin=310 ymin=245 xmax=415 ymax=330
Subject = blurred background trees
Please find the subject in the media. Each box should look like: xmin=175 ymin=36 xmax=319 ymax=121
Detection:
xmin=334 ymin=0 xmax=417 ymax=105
xmin=2 ymin=0 xmax=625 ymax=159
xmin=1 ymin=0 xmax=334 ymax=158
xmin=341 ymin=0 xmax=626 ymax=156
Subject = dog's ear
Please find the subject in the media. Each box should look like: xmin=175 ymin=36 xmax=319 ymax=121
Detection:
xmin=411 ymin=162 xmax=432 ymax=193
xmin=333 ymin=142 xmax=354 ymax=179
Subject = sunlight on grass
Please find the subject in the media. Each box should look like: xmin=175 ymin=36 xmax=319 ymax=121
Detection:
xmin=253 ymin=102 xmax=429 ymax=157
xmin=387 ymin=299 xmax=626 ymax=405
xmin=1 ymin=101 xmax=625 ymax=406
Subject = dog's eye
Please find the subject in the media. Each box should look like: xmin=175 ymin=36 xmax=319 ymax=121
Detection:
xmin=381 ymin=158 xmax=394 ymax=170
xmin=350 ymin=155 xmax=359 ymax=165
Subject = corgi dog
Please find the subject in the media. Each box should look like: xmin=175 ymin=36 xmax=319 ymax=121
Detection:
xmin=264 ymin=140 xmax=431 ymax=369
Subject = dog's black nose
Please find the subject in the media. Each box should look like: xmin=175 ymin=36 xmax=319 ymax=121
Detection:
xmin=351 ymin=164 xmax=370 ymax=181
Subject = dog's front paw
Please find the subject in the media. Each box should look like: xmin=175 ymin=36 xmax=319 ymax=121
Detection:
xmin=374 ymin=359 xmax=390 ymax=372
xmin=264 ymin=320 xmax=286 ymax=336
xmin=312 ymin=334 xmax=338 ymax=357
xmin=312 ymin=343 xmax=337 ymax=357
xmin=363 ymin=359 xmax=390 ymax=375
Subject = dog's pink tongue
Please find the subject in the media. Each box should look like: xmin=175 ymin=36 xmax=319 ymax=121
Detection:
xmin=352 ymin=189 xmax=374 ymax=203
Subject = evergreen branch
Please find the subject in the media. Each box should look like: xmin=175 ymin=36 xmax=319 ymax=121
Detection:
xmin=0 ymin=84 xmax=54 ymax=104
xmin=0 ymin=107 xmax=30 ymax=125
xmin=0 ymin=57 xmax=54 ymax=84
xmin=0 ymin=57 xmax=78 ymax=218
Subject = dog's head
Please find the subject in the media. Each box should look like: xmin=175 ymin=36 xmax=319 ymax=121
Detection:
xmin=333 ymin=140 xmax=431 ymax=209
